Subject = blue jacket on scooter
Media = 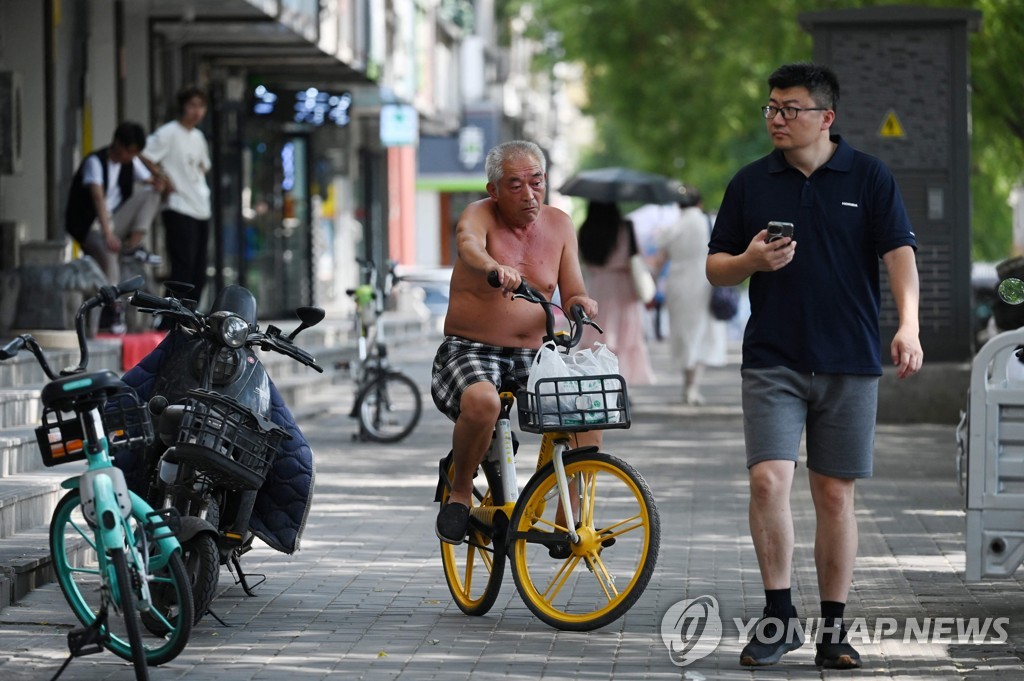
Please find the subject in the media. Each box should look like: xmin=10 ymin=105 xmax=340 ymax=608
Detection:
xmin=116 ymin=330 xmax=314 ymax=554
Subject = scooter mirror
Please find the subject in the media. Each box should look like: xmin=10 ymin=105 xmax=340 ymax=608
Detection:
xmin=998 ymin=277 xmax=1024 ymax=306
xmin=288 ymin=306 xmax=326 ymax=340
xmin=148 ymin=394 xmax=169 ymax=416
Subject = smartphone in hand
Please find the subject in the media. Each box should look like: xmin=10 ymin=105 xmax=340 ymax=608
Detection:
xmin=765 ymin=221 xmax=794 ymax=243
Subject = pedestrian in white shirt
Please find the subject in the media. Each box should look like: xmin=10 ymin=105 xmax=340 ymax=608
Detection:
xmin=143 ymin=86 xmax=212 ymax=309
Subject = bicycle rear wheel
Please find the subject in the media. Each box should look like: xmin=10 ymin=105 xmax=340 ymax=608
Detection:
xmin=439 ymin=454 xmax=506 ymax=615
xmin=357 ymin=370 xmax=422 ymax=443
xmin=50 ymin=490 xmax=194 ymax=665
xmin=508 ymin=450 xmax=659 ymax=631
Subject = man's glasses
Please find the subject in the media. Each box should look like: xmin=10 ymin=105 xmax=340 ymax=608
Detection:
xmin=761 ymin=105 xmax=828 ymax=120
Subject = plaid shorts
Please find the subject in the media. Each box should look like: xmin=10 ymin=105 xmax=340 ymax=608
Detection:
xmin=430 ymin=336 xmax=537 ymax=422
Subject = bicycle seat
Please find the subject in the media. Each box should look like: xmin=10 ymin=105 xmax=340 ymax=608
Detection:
xmin=40 ymin=370 xmax=128 ymax=411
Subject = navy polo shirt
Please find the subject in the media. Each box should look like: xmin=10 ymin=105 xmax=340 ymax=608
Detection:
xmin=710 ymin=135 xmax=916 ymax=375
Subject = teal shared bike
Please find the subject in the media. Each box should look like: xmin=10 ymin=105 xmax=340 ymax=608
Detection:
xmin=1 ymin=276 xmax=193 ymax=680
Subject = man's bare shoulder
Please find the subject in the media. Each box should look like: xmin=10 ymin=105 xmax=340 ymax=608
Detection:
xmin=539 ymin=203 xmax=570 ymax=220
xmin=538 ymin=204 xmax=574 ymax=236
xmin=460 ymin=198 xmax=497 ymax=220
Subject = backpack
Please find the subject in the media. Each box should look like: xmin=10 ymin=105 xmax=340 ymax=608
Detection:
xmin=705 ymin=212 xmax=738 ymax=321
xmin=710 ymin=285 xmax=739 ymax=321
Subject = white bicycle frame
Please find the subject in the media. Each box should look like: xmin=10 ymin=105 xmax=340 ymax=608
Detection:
xmin=486 ymin=414 xmax=580 ymax=545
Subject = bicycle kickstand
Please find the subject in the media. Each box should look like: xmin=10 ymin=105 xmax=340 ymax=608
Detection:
xmin=50 ymin=611 xmax=110 ymax=681
xmin=66 ymin=609 xmax=108 ymax=657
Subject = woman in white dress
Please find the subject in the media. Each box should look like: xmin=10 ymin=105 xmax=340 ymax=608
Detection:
xmin=652 ymin=186 xmax=727 ymax=404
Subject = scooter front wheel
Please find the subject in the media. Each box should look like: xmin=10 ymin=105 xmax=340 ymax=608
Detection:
xmin=181 ymin=532 xmax=220 ymax=623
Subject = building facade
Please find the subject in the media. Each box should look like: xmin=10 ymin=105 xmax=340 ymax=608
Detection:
xmin=0 ymin=0 xmax=583 ymax=324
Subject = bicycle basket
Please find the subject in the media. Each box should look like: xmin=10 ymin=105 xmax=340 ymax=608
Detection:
xmin=35 ymin=387 xmax=155 ymax=467
xmin=517 ymin=374 xmax=631 ymax=434
xmin=169 ymin=388 xmax=289 ymax=491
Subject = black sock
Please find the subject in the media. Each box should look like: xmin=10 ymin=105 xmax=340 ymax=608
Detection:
xmin=765 ymin=588 xmax=793 ymax=615
xmin=821 ymin=601 xmax=846 ymax=637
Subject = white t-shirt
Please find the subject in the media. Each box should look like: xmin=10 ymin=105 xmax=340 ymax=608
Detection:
xmin=142 ymin=120 xmax=212 ymax=220
xmin=82 ymin=155 xmax=152 ymax=214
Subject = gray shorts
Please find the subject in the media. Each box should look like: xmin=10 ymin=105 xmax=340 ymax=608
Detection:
xmin=430 ymin=336 xmax=536 ymax=422
xmin=741 ymin=366 xmax=879 ymax=479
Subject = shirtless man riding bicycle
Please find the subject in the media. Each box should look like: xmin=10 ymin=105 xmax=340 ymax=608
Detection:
xmin=432 ymin=140 xmax=599 ymax=544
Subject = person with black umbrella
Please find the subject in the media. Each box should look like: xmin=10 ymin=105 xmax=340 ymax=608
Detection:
xmin=577 ymin=201 xmax=655 ymax=385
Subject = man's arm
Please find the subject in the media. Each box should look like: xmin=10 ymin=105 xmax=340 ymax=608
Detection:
xmin=454 ymin=200 xmax=523 ymax=294
xmin=88 ymin=183 xmax=120 ymax=252
xmin=706 ymin=229 xmax=795 ymax=286
xmin=137 ymin=155 xmax=172 ymax=194
xmin=882 ymin=245 xmax=923 ymax=379
xmin=140 ymin=128 xmax=176 ymax=195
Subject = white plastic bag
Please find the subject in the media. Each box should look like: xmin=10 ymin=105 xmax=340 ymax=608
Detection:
xmin=569 ymin=344 xmax=622 ymax=425
xmin=526 ymin=342 xmax=622 ymax=426
xmin=527 ymin=343 xmax=579 ymax=425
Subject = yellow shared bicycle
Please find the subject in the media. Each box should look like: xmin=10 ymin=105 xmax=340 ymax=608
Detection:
xmin=435 ymin=276 xmax=660 ymax=631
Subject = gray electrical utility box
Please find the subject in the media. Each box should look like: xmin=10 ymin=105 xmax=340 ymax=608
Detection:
xmin=800 ymin=7 xmax=981 ymax=362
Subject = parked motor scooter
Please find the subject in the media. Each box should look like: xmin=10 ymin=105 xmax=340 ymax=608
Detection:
xmin=957 ymin=271 xmax=1024 ymax=583
xmin=119 ymin=282 xmax=324 ymax=622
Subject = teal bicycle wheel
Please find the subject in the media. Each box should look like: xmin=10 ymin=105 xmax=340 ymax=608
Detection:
xmin=50 ymin=489 xmax=194 ymax=665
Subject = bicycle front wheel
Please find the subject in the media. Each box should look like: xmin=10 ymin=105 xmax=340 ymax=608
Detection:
xmin=508 ymin=451 xmax=660 ymax=631
xmin=439 ymin=454 xmax=506 ymax=615
xmin=357 ymin=370 xmax=422 ymax=443
xmin=110 ymin=547 xmax=148 ymax=678
xmin=50 ymin=490 xmax=194 ymax=665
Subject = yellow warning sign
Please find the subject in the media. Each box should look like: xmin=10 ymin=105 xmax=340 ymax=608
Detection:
xmin=879 ymin=110 xmax=905 ymax=138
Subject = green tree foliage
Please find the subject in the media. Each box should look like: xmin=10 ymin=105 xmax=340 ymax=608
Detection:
xmin=969 ymin=0 xmax=1024 ymax=258
xmin=521 ymin=0 xmax=1021 ymax=259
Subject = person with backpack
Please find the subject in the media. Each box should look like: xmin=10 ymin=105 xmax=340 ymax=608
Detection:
xmin=64 ymin=121 xmax=164 ymax=332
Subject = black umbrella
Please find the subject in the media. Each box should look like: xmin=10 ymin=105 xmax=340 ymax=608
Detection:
xmin=558 ymin=167 xmax=682 ymax=204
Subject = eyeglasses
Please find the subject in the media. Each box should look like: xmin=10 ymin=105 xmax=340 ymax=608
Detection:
xmin=761 ymin=105 xmax=828 ymax=120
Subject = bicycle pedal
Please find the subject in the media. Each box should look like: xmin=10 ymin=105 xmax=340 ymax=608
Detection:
xmin=67 ymin=624 xmax=106 ymax=657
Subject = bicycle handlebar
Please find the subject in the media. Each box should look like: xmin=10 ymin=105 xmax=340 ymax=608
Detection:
xmin=0 ymin=276 xmax=146 ymax=378
xmin=0 ymin=335 xmax=27 ymax=361
xmin=486 ymin=270 xmax=601 ymax=348
xmin=67 ymin=275 xmax=147 ymax=374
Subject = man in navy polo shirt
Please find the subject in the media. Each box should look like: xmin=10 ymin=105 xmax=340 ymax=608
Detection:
xmin=707 ymin=62 xmax=923 ymax=670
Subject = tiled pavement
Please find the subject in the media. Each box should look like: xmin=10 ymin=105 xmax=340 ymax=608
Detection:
xmin=1 ymin=337 xmax=1023 ymax=680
